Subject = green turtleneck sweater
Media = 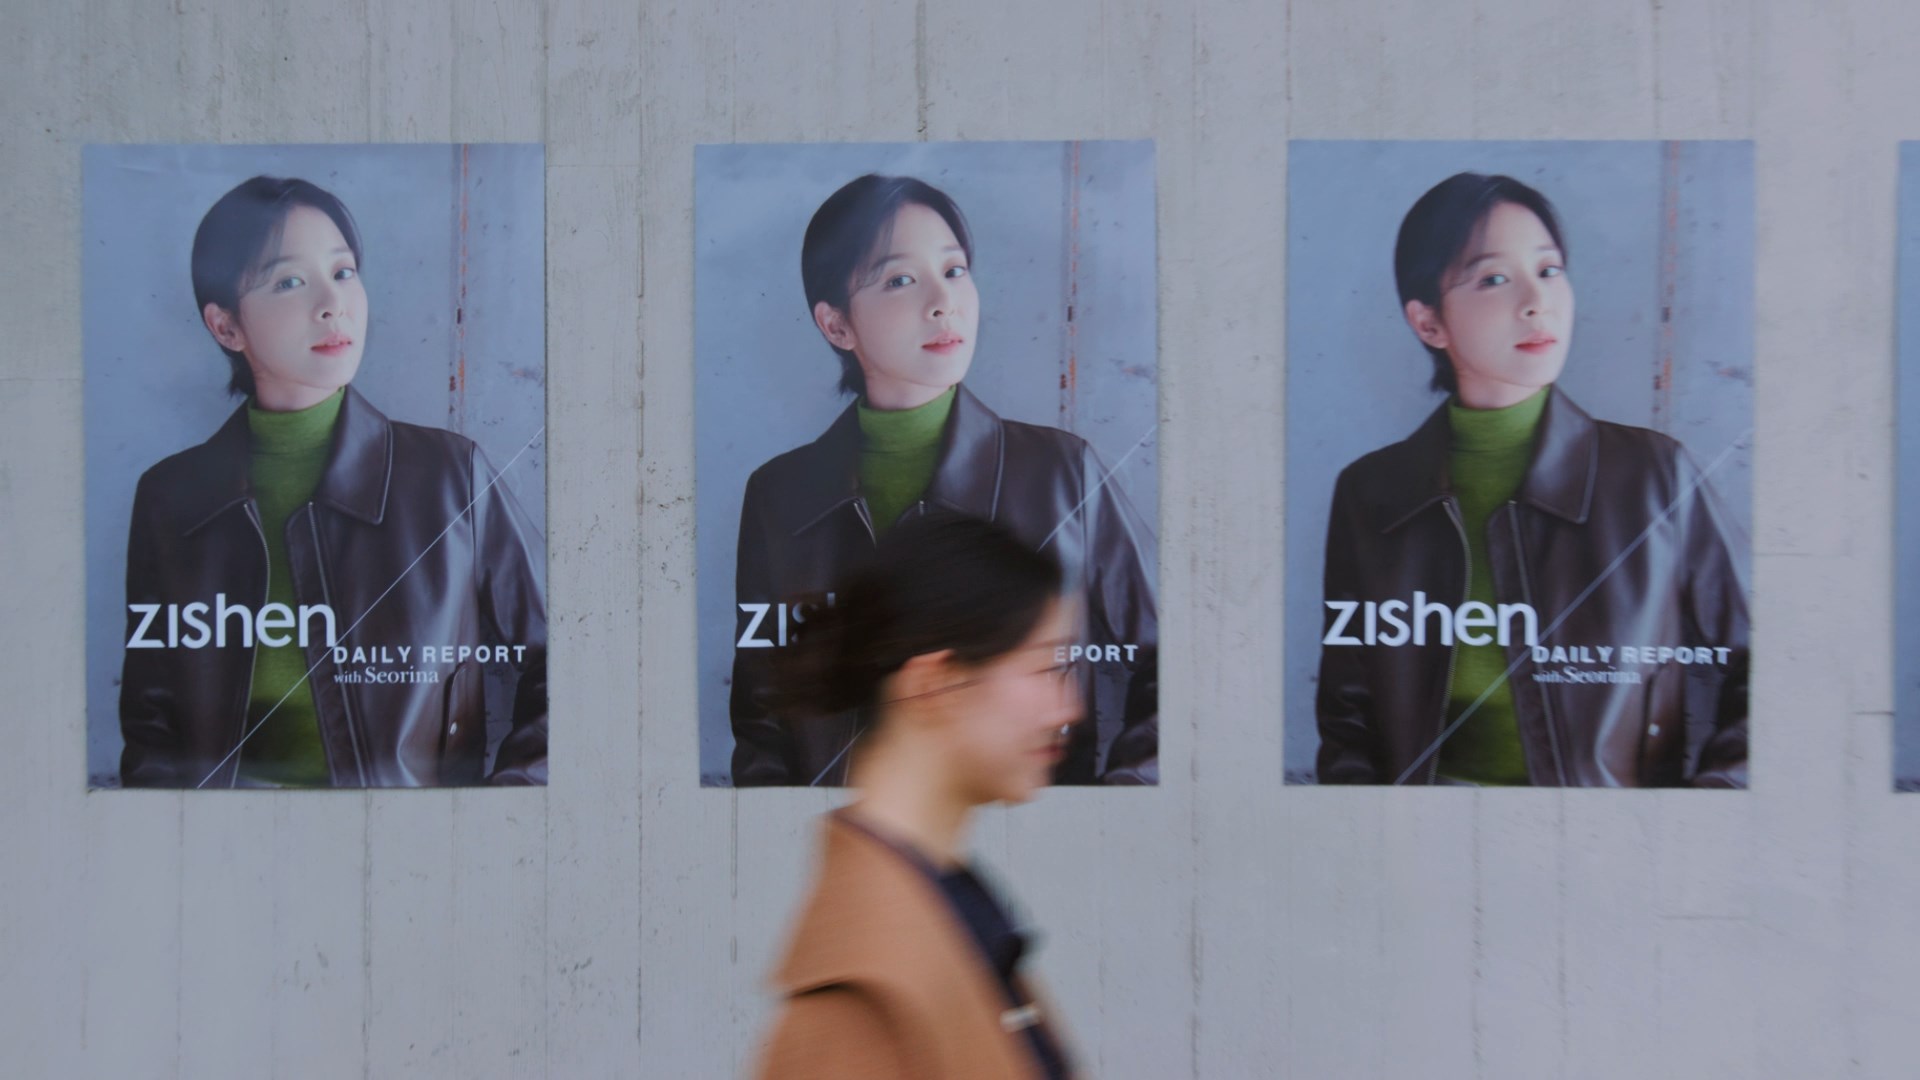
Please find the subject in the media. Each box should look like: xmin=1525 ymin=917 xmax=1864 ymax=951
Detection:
xmin=1435 ymin=387 xmax=1550 ymax=787
xmin=857 ymin=387 xmax=955 ymax=535
xmin=237 ymin=390 xmax=343 ymax=787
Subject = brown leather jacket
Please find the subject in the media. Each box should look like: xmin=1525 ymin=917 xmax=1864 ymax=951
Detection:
xmin=756 ymin=812 xmax=1075 ymax=1079
xmin=1314 ymin=387 xmax=1749 ymax=787
xmin=730 ymin=384 xmax=1158 ymax=787
xmin=117 ymin=386 xmax=547 ymax=788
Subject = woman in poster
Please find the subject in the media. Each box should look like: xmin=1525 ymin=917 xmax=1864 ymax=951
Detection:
xmin=729 ymin=173 xmax=1158 ymax=787
xmin=754 ymin=513 xmax=1076 ymax=1079
xmin=117 ymin=175 xmax=547 ymax=788
xmin=1314 ymin=172 xmax=1749 ymax=787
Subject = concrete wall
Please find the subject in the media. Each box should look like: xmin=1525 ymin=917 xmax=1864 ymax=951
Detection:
xmin=3 ymin=1 xmax=1915 ymax=1077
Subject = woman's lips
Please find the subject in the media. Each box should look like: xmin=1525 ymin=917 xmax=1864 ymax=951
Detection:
xmin=312 ymin=337 xmax=355 ymax=357
xmin=1516 ymin=336 xmax=1557 ymax=355
xmin=923 ymin=334 xmax=965 ymax=355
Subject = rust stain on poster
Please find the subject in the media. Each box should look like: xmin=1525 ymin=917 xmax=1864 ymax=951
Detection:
xmin=451 ymin=143 xmax=471 ymax=430
xmin=1653 ymin=141 xmax=1680 ymax=433
xmin=1061 ymin=142 xmax=1081 ymax=428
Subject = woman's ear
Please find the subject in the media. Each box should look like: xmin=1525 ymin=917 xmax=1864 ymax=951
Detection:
xmin=813 ymin=300 xmax=858 ymax=352
xmin=1404 ymin=298 xmax=1450 ymax=352
xmin=203 ymin=302 xmax=247 ymax=353
xmin=890 ymin=649 xmax=962 ymax=712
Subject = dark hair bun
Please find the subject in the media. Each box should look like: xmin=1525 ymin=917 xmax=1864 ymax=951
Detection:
xmin=764 ymin=512 xmax=1062 ymax=719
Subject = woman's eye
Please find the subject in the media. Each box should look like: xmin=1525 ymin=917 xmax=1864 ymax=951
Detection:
xmin=1541 ymin=265 xmax=1564 ymax=279
xmin=945 ymin=265 xmax=969 ymax=279
xmin=335 ymin=266 xmax=358 ymax=281
xmin=273 ymin=275 xmax=306 ymax=292
xmin=885 ymin=273 xmax=914 ymax=288
xmin=1480 ymin=273 xmax=1509 ymax=288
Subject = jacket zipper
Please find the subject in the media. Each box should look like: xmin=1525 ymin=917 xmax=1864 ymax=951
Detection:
xmin=837 ymin=497 xmax=929 ymax=782
xmin=308 ymin=507 xmax=369 ymax=784
xmin=233 ymin=501 xmax=271 ymax=788
xmin=1507 ymin=501 xmax=1567 ymax=784
xmin=1435 ymin=497 xmax=1470 ymax=784
xmin=817 ymin=496 xmax=882 ymax=786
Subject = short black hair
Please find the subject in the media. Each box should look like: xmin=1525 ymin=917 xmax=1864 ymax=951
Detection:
xmin=1393 ymin=172 xmax=1567 ymax=395
xmin=191 ymin=176 xmax=363 ymax=398
xmin=801 ymin=174 xmax=974 ymax=398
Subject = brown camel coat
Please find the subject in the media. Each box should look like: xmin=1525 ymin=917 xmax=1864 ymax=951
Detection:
xmin=753 ymin=812 xmax=1075 ymax=1079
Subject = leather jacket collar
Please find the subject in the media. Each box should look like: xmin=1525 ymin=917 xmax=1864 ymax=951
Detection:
xmin=178 ymin=385 xmax=394 ymax=536
xmin=1376 ymin=385 xmax=1600 ymax=533
xmin=786 ymin=383 xmax=1003 ymax=535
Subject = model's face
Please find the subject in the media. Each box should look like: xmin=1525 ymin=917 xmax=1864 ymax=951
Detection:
xmin=939 ymin=598 xmax=1083 ymax=806
xmin=204 ymin=205 xmax=367 ymax=412
xmin=1406 ymin=200 xmax=1574 ymax=409
xmin=815 ymin=202 xmax=979 ymax=410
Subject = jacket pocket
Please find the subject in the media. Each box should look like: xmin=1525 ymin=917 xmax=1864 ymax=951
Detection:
xmin=1636 ymin=667 xmax=1684 ymax=786
xmin=440 ymin=660 xmax=483 ymax=783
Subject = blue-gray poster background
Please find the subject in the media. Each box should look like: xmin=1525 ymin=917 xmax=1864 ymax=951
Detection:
xmin=1283 ymin=140 xmax=1754 ymax=784
xmin=83 ymin=143 xmax=547 ymax=787
xmin=694 ymin=140 xmax=1159 ymax=787
xmin=1895 ymin=141 xmax=1920 ymax=791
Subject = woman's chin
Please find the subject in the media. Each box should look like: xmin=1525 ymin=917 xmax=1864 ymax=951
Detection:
xmin=922 ymin=352 xmax=973 ymax=387
xmin=1003 ymin=771 xmax=1051 ymax=805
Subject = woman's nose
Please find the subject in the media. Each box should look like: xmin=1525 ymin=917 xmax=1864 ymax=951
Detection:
xmin=315 ymin=277 xmax=351 ymax=320
xmin=1520 ymin=277 xmax=1548 ymax=317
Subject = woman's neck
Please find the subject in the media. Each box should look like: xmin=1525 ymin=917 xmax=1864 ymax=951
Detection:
xmin=1452 ymin=375 xmax=1545 ymax=411
xmin=861 ymin=379 xmax=954 ymax=411
xmin=253 ymin=380 xmax=345 ymax=412
xmin=847 ymin=734 xmax=974 ymax=867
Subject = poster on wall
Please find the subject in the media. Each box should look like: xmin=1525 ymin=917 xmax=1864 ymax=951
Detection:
xmin=1284 ymin=140 xmax=1753 ymax=788
xmin=695 ymin=140 xmax=1160 ymax=788
xmin=1895 ymin=142 xmax=1920 ymax=792
xmin=83 ymin=144 xmax=548 ymax=790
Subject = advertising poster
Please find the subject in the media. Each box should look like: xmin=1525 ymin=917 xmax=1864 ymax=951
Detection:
xmin=1284 ymin=141 xmax=1753 ymax=788
xmin=1897 ymin=142 xmax=1920 ymax=792
xmin=84 ymin=144 xmax=548 ymax=789
xmin=695 ymin=140 xmax=1160 ymax=788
